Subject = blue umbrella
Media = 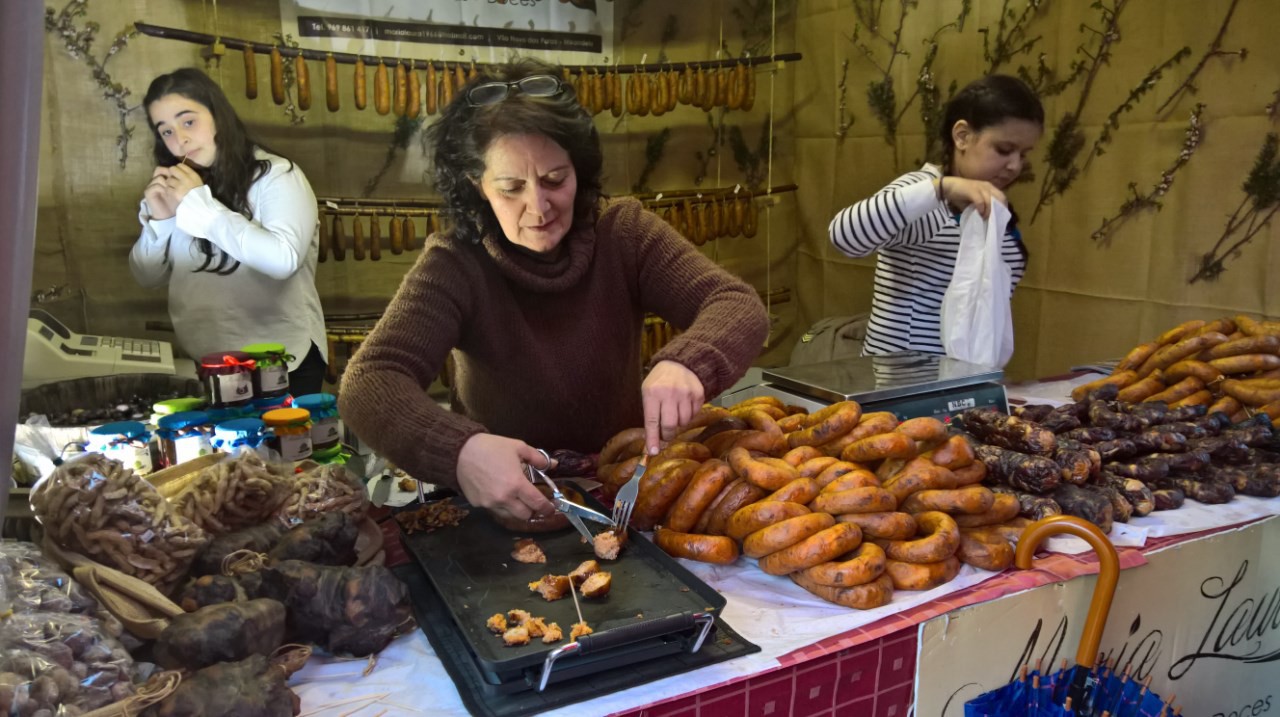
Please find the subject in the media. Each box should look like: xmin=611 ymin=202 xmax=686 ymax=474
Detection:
xmin=964 ymin=517 xmax=1179 ymax=717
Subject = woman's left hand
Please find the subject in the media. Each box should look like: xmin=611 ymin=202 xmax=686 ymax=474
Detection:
xmin=641 ymin=360 xmax=705 ymax=456
xmin=164 ymin=162 xmax=205 ymax=205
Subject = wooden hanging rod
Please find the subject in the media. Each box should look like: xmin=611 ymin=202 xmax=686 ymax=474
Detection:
xmin=134 ymin=22 xmax=802 ymax=75
xmin=315 ymin=184 xmax=798 ymax=212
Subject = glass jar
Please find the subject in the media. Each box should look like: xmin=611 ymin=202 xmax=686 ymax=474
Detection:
xmin=212 ymin=418 xmax=269 ymax=458
xmin=240 ymin=342 xmax=293 ymax=398
xmin=199 ymin=351 xmax=257 ymax=408
xmin=155 ymin=411 xmax=213 ymax=468
xmin=87 ymin=421 xmax=154 ymax=474
xmin=262 ymin=408 xmax=313 ymax=462
xmin=150 ymin=397 xmax=207 ymax=427
xmin=293 ymin=393 xmax=340 ymax=452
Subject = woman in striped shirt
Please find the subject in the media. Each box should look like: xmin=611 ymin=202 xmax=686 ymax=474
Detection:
xmin=829 ymin=75 xmax=1044 ymax=357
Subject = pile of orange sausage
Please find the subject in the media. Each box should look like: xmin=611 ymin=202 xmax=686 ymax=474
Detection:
xmin=1076 ymin=315 xmax=1280 ymax=424
xmin=596 ymin=398 xmax=1027 ymax=609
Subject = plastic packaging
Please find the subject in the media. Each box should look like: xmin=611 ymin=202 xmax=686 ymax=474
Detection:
xmin=198 ymin=351 xmax=257 ymax=408
xmin=262 ymin=408 xmax=313 ymax=462
xmin=276 ymin=463 xmax=369 ymax=524
xmin=29 ymin=454 xmax=209 ymax=595
xmin=169 ymin=452 xmax=292 ymax=535
xmin=86 ymin=420 xmax=154 ymax=475
xmin=293 ymin=393 xmax=341 ymax=452
xmin=240 ymin=342 xmax=293 ymax=398
xmin=0 ymin=542 xmax=118 ymax=632
xmin=0 ymin=612 xmax=137 ymax=713
xmin=155 ymin=410 xmax=214 ymax=468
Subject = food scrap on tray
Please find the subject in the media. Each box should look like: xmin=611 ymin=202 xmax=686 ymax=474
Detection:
xmin=490 ymin=609 xmax=564 ymax=646
xmin=395 ymin=499 xmax=468 ymax=534
xmin=528 ymin=564 xmax=613 ymax=601
xmin=592 ymin=529 xmax=625 ymax=560
xmin=511 ymin=538 xmax=547 ymax=563
xmin=528 ymin=574 xmax=571 ymax=601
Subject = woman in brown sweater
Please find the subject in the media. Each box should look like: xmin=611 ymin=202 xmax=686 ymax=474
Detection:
xmin=339 ymin=59 xmax=769 ymax=525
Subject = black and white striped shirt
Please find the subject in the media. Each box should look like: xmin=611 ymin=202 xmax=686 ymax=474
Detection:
xmin=828 ymin=165 xmax=1028 ymax=357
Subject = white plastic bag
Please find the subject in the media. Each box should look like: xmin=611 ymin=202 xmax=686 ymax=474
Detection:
xmin=940 ymin=202 xmax=1015 ymax=368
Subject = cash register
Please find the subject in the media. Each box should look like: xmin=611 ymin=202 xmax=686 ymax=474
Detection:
xmin=720 ymin=351 xmax=1008 ymax=422
xmin=22 ymin=309 xmax=179 ymax=389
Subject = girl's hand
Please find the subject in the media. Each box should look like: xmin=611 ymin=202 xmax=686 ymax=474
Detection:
xmin=455 ymin=433 xmax=555 ymax=523
xmin=165 ymin=162 xmax=206 ymax=205
xmin=941 ymin=177 xmax=1007 ymax=219
xmin=143 ymin=167 xmax=176 ymax=220
xmin=641 ymin=360 xmax=706 ymax=455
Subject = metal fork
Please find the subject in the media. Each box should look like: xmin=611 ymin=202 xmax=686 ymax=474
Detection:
xmin=610 ymin=453 xmax=647 ymax=531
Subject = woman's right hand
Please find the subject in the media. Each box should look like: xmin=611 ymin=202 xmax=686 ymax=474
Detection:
xmin=941 ymin=177 xmax=1007 ymax=219
xmin=455 ymin=433 xmax=556 ymax=524
xmin=144 ymin=167 xmax=176 ymax=220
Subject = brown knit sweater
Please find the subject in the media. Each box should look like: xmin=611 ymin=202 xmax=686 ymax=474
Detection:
xmin=338 ymin=197 xmax=769 ymax=489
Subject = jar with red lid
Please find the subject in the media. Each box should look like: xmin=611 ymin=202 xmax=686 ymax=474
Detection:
xmin=199 ymin=351 xmax=257 ymax=408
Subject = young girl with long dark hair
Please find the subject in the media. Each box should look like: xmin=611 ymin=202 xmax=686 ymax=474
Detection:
xmin=129 ymin=67 xmax=327 ymax=394
xmin=829 ymin=74 xmax=1044 ymax=358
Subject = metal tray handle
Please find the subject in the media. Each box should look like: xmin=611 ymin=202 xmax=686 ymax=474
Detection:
xmin=536 ymin=612 xmax=716 ymax=692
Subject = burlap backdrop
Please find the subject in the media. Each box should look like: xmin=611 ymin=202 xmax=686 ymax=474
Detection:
xmin=33 ymin=0 xmax=1277 ymax=382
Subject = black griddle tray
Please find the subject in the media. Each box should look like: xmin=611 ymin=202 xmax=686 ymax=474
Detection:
xmin=393 ymin=559 xmax=760 ymax=717
xmin=399 ymin=493 xmax=747 ymax=692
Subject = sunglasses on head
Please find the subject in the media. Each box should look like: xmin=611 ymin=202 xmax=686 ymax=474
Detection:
xmin=466 ymin=74 xmax=565 ymax=107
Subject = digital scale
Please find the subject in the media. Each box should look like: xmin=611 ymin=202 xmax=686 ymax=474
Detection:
xmin=22 ymin=309 xmax=177 ymax=389
xmin=720 ymin=351 xmax=1008 ymax=423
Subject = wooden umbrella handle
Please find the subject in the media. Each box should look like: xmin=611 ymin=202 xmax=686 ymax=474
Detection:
xmin=1014 ymin=515 xmax=1119 ymax=670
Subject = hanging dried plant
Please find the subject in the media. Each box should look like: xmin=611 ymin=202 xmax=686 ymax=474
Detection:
xmin=1030 ymin=0 xmax=1130 ymax=222
xmin=980 ymin=0 xmax=1048 ymax=73
xmin=727 ymin=115 xmax=774 ymax=191
xmin=44 ymin=1 xmax=139 ymax=168
xmin=1190 ymin=132 xmax=1280 ymax=284
xmin=1091 ymin=104 xmax=1204 ymax=245
xmin=1080 ymin=46 xmax=1191 ymax=173
xmin=835 ymin=58 xmax=854 ymax=141
xmin=633 ymin=128 xmax=672 ymax=194
xmin=271 ymin=32 xmax=306 ymax=126
xmin=732 ymin=0 xmax=796 ymax=60
xmin=1156 ymin=0 xmax=1245 ymax=116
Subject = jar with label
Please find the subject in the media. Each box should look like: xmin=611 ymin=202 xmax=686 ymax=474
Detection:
xmin=262 ymin=408 xmax=313 ymax=462
xmin=199 ymin=351 xmax=257 ymax=408
xmin=241 ymin=342 xmax=293 ymax=398
xmin=87 ymin=421 xmax=154 ymax=474
xmin=155 ymin=411 xmax=213 ymax=468
xmin=151 ymin=397 xmax=207 ymax=427
xmin=212 ymin=418 xmax=269 ymax=458
xmin=293 ymin=393 xmax=341 ymax=452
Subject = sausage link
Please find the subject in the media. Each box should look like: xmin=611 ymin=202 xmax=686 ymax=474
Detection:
xmin=368 ymin=215 xmax=381 ymax=261
xmin=792 ymin=571 xmax=893 ymax=608
xmin=406 ymin=69 xmax=421 ymax=119
xmin=1116 ymin=370 xmax=1167 ymax=402
xmin=374 ymin=60 xmax=391 ymax=115
xmin=896 ymin=417 xmax=947 ymax=443
xmin=633 ymin=458 xmax=701 ymax=531
xmin=841 ymin=432 xmax=917 ymax=463
xmin=1209 ymin=354 xmax=1280 ymax=376
xmin=796 ymin=542 xmax=886 ymax=587
xmin=811 ymin=487 xmax=897 ymax=515
xmin=900 ymin=486 xmax=995 ymax=515
xmin=880 ymin=511 xmax=960 ymax=563
xmin=885 ymin=556 xmax=961 ymax=591
xmin=664 ymin=459 xmax=734 ymax=533
xmin=924 ymin=435 xmax=975 ymax=470
xmin=270 ymin=46 xmax=285 ymax=105
xmin=787 ymin=401 xmax=862 ymax=448
xmin=819 ymin=468 xmax=879 ymax=494
xmin=956 ymin=532 xmax=1014 ymax=571
xmin=1136 ymin=332 xmax=1231 ymax=377
xmin=759 ymin=523 xmax=863 ymax=576
xmin=1071 ymin=371 xmax=1138 ymax=402
xmin=725 ymin=501 xmax=811 ymax=542
xmin=1143 ymin=376 xmax=1204 ymax=404
xmin=1156 ymin=320 xmax=1207 ymax=346
xmin=425 ymin=62 xmax=438 ymax=115
xmin=742 ymin=512 xmax=835 ymax=558
xmin=294 ymin=54 xmax=311 ymax=110
xmin=835 ymin=511 xmax=917 ymax=540
xmin=243 ymin=46 xmax=258 ymax=100
xmin=1116 ymin=342 xmax=1159 ymax=373
xmin=703 ymin=480 xmax=767 ymax=536
xmin=354 ymin=57 xmax=367 ymax=110
xmin=813 ymin=461 xmax=874 ymax=489
xmin=655 ymin=528 xmax=739 ymax=565
xmin=764 ymin=477 xmax=821 ymax=506
xmin=324 ymin=54 xmax=339 ymax=111
xmin=952 ymin=493 xmax=1021 ymax=528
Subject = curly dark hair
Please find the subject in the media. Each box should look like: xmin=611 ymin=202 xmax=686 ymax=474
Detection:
xmin=938 ymin=74 xmax=1044 ymax=175
xmin=144 ymin=67 xmax=288 ymax=274
xmin=425 ymin=58 xmax=604 ymax=245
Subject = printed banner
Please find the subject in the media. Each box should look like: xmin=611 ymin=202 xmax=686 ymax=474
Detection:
xmin=279 ymin=0 xmax=614 ymax=65
xmin=916 ymin=516 xmax=1280 ymax=717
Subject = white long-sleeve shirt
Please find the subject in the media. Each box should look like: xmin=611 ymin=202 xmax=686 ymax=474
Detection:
xmin=129 ymin=150 xmax=325 ymax=369
xmin=828 ymin=164 xmax=1027 ymax=356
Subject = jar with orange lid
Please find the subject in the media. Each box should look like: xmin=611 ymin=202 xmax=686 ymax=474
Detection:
xmin=262 ymin=407 xmax=313 ymax=462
